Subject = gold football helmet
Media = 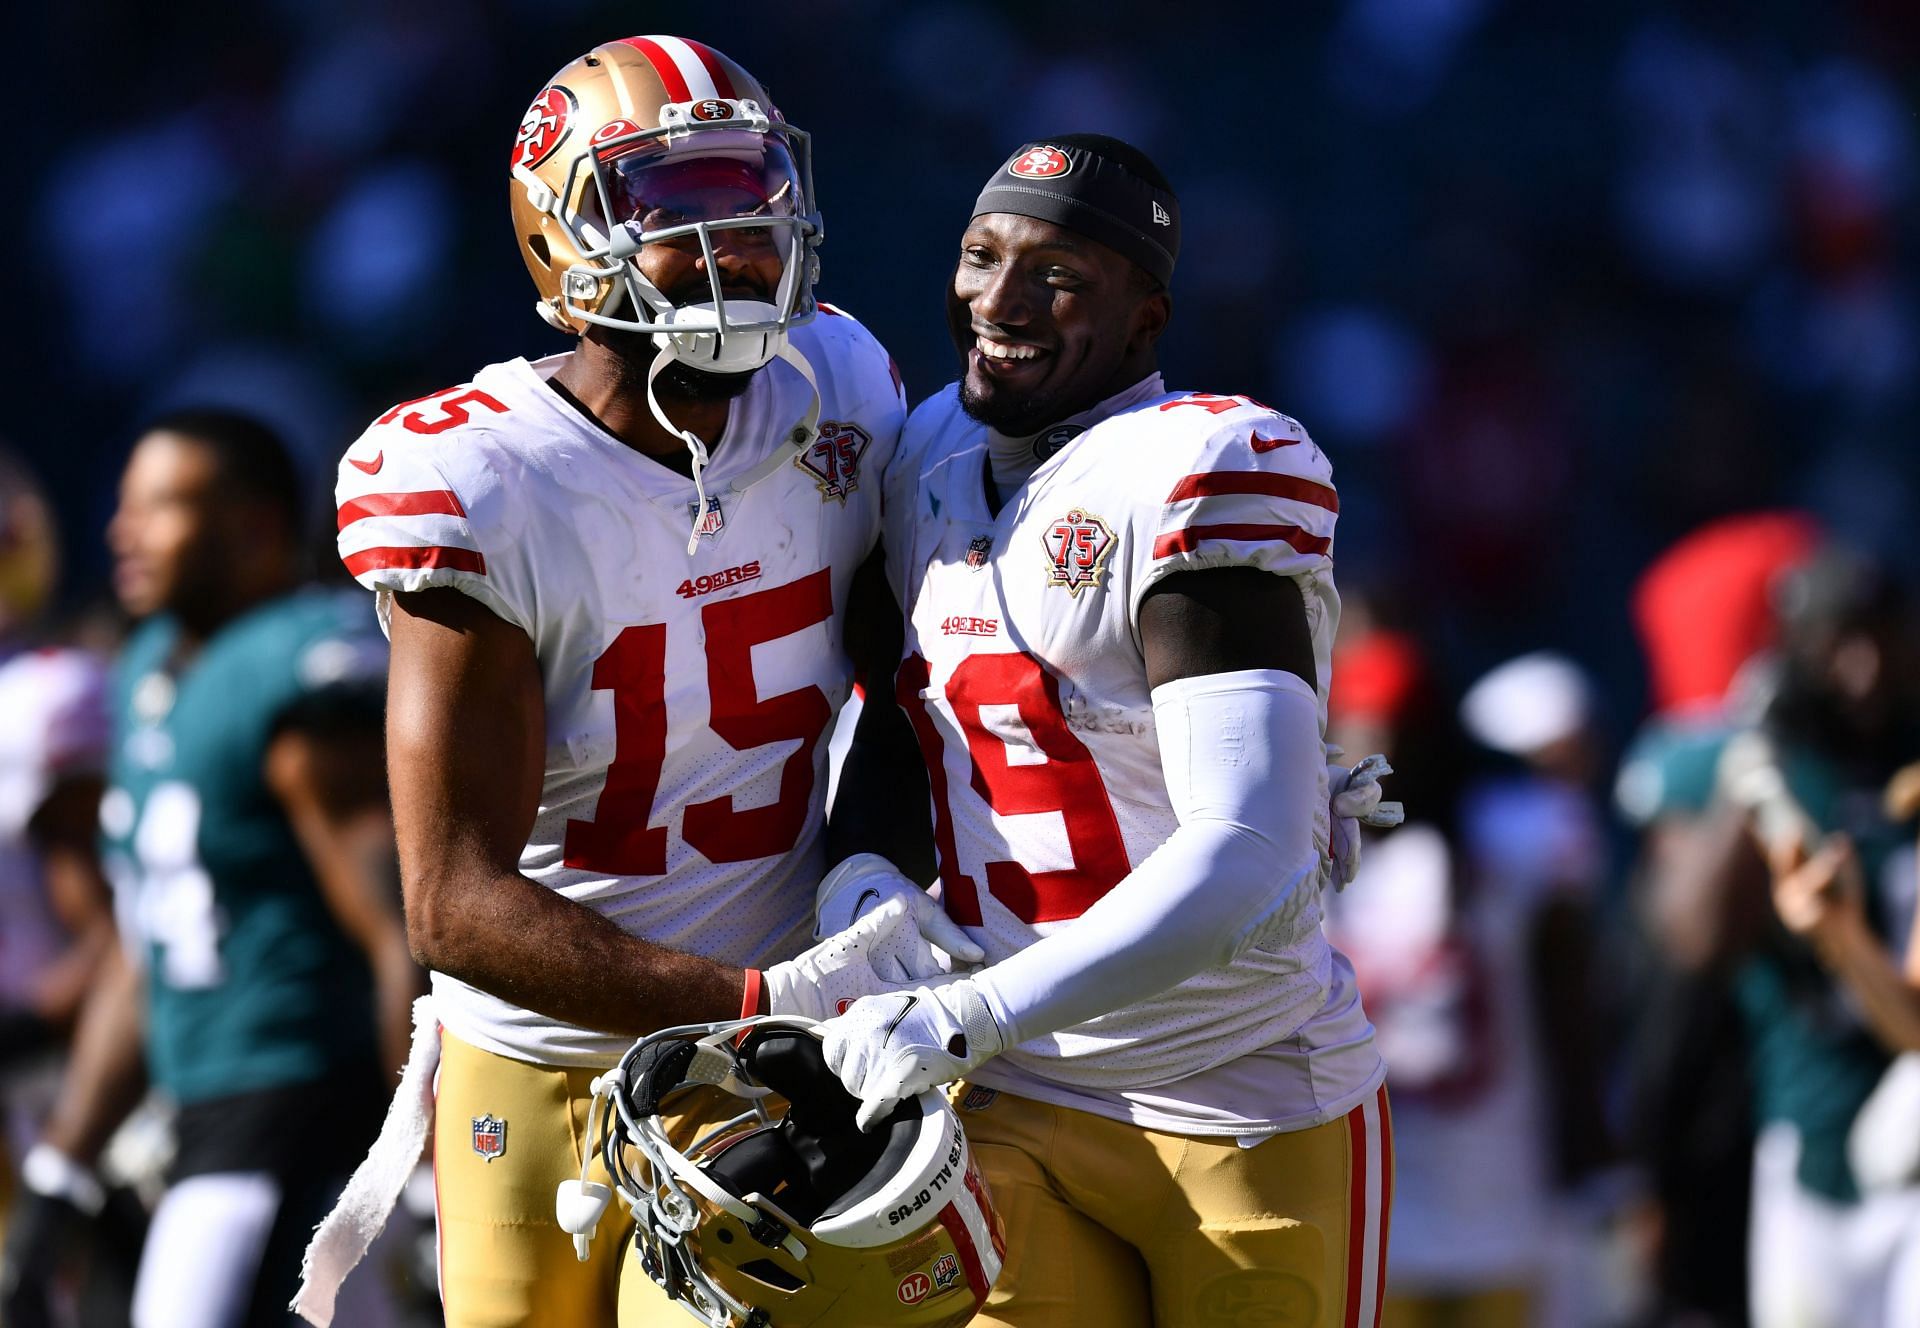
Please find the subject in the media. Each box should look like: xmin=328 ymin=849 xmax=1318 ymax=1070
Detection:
xmin=559 ymin=1018 xmax=1004 ymax=1328
xmin=509 ymin=36 xmax=820 ymax=376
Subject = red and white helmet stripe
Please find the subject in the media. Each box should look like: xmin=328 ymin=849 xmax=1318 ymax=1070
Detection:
xmin=619 ymin=34 xmax=739 ymax=103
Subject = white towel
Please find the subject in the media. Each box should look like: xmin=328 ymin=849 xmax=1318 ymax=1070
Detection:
xmin=293 ymin=995 xmax=440 ymax=1326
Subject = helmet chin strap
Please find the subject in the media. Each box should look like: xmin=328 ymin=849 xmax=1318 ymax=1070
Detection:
xmin=646 ymin=341 xmax=824 ymax=555
xmin=645 ymin=346 xmax=720 ymax=556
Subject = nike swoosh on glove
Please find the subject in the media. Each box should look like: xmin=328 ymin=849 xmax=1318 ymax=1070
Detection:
xmin=822 ymin=977 xmax=1005 ymax=1130
xmin=1326 ymin=748 xmax=1405 ymax=891
xmin=764 ymin=897 xmax=962 ymax=1022
xmin=814 ymin=853 xmax=984 ymax=981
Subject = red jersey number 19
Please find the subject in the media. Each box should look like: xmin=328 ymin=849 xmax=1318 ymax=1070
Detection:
xmin=898 ymin=650 xmax=1131 ymax=925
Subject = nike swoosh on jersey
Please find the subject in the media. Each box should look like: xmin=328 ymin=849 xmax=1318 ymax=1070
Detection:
xmin=1248 ymin=434 xmax=1300 ymax=454
xmin=350 ymin=451 xmax=385 ymax=474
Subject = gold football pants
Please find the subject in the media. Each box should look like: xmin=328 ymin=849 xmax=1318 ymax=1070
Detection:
xmin=432 ymin=1028 xmax=721 ymax=1328
xmin=954 ymin=1081 xmax=1393 ymax=1328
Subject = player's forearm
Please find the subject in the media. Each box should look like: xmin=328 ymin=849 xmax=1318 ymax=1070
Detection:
xmin=980 ymin=668 xmax=1324 ymax=1047
xmin=40 ymin=946 xmax=146 ymax=1165
xmin=1810 ymin=912 xmax=1920 ymax=1053
xmin=405 ymin=865 xmax=750 ymax=1035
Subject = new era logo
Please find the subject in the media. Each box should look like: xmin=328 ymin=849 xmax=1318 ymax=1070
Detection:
xmin=1151 ymin=201 xmax=1172 ymax=227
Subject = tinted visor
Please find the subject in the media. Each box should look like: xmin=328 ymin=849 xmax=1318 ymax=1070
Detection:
xmin=601 ymin=139 xmax=803 ymax=255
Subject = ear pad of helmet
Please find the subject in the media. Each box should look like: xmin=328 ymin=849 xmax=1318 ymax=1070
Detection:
xmin=624 ymin=1037 xmax=701 ymax=1117
xmin=707 ymin=1029 xmax=921 ymax=1226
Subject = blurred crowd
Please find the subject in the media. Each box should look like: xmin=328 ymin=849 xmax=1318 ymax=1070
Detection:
xmin=5 ymin=1 xmax=1920 ymax=1326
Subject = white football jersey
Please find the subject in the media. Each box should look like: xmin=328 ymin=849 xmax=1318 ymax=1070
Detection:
xmin=883 ymin=379 xmax=1382 ymax=1135
xmin=0 ymin=647 xmax=108 ymax=1008
xmin=336 ymin=311 xmax=903 ymax=1068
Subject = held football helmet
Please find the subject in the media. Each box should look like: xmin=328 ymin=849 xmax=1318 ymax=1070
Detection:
xmin=559 ymin=1018 xmax=1004 ymax=1328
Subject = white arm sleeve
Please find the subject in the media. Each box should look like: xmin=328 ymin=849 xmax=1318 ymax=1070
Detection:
xmin=972 ymin=668 xmax=1325 ymax=1048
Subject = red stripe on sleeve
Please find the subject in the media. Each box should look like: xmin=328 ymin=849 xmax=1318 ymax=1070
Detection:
xmin=1151 ymin=523 xmax=1333 ymax=559
xmin=1164 ymin=471 xmax=1339 ymax=512
xmin=342 ymin=546 xmax=486 ymax=577
xmin=935 ymin=1202 xmax=992 ymax=1311
xmin=1372 ymin=1087 xmax=1393 ymax=1326
xmin=1344 ymin=1102 xmax=1368 ymax=1328
xmin=336 ymin=490 xmax=467 ymax=532
xmin=681 ymin=39 xmax=737 ymax=97
xmin=621 ymin=37 xmax=691 ymax=101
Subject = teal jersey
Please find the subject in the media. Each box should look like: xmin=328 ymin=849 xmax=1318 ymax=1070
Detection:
xmin=1621 ymin=717 xmax=1907 ymax=1201
xmin=101 ymin=590 xmax=386 ymax=1104
xmin=1729 ymin=738 xmax=1904 ymax=1203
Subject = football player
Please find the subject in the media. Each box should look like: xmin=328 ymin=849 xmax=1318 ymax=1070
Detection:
xmin=306 ymin=36 xmax=972 ymax=1328
xmin=822 ymin=136 xmax=1394 ymax=1327
xmin=1 ymin=410 xmax=415 ymax=1328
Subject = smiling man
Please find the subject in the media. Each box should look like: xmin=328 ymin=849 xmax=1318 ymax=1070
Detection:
xmin=307 ymin=35 xmax=977 ymax=1328
xmin=822 ymin=135 xmax=1395 ymax=1326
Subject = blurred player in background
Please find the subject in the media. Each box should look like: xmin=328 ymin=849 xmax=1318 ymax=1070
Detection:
xmin=1672 ymin=546 xmax=1920 ymax=1327
xmin=0 ymin=452 xmax=122 ymax=1319
xmin=823 ymin=135 xmax=1394 ymax=1327
xmin=0 ymin=410 xmax=416 ymax=1328
xmin=305 ymin=35 xmax=966 ymax=1328
xmin=1612 ymin=509 xmax=1822 ymax=1328
xmin=1326 ymin=642 xmax=1618 ymax=1328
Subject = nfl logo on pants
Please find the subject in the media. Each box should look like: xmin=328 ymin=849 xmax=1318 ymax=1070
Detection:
xmin=471 ymin=1114 xmax=507 ymax=1162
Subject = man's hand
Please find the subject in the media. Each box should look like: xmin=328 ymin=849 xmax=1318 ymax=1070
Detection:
xmin=814 ymin=853 xmax=984 ymax=980
xmin=1326 ymin=748 xmax=1404 ymax=891
xmin=765 ymin=898 xmax=973 ymax=1021
xmin=822 ymin=978 xmax=1005 ymax=1130
xmin=1768 ymin=831 xmax=1868 ymax=946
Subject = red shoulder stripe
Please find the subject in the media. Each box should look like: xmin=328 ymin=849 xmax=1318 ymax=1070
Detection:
xmin=336 ymin=490 xmax=468 ymax=532
xmin=342 ymin=546 xmax=486 ymax=577
xmin=1152 ymin=523 xmax=1332 ymax=559
xmin=1164 ymin=472 xmax=1338 ymax=512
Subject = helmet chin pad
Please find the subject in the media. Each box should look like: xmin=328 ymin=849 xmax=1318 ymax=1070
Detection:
xmin=705 ymin=1029 xmax=920 ymax=1227
xmin=652 ymin=299 xmax=784 ymax=374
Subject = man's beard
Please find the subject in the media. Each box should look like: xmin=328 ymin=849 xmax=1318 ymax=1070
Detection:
xmin=957 ymin=374 xmax=1064 ymax=437
xmin=601 ymin=326 xmax=758 ymax=403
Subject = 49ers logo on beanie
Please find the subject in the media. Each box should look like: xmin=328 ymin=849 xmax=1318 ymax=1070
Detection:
xmin=1008 ymin=146 xmax=1072 ymax=179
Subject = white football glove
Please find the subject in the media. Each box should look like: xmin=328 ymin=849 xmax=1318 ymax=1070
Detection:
xmin=822 ymin=977 xmax=1005 ymax=1131
xmin=813 ymin=853 xmax=985 ymax=980
xmin=1326 ymin=748 xmax=1405 ymax=891
xmin=763 ymin=897 xmax=964 ymax=1022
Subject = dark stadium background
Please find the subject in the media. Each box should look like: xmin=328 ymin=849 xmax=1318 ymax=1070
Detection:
xmin=13 ymin=1 xmax=1915 ymax=715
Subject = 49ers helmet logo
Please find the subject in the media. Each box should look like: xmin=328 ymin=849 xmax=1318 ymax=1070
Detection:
xmin=514 ymin=87 xmax=576 ymax=169
xmin=690 ymin=99 xmax=732 ymax=121
xmin=1041 ymin=508 xmax=1115 ymax=596
xmin=1008 ymin=146 xmax=1071 ymax=179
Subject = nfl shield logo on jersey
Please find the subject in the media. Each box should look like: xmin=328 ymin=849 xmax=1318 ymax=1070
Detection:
xmin=471 ymin=1114 xmax=507 ymax=1162
xmin=688 ymin=496 xmax=725 ymax=539
xmin=966 ymin=534 xmax=993 ymax=570
xmin=1040 ymin=508 xmax=1116 ymax=597
xmin=795 ymin=421 xmax=871 ymax=502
